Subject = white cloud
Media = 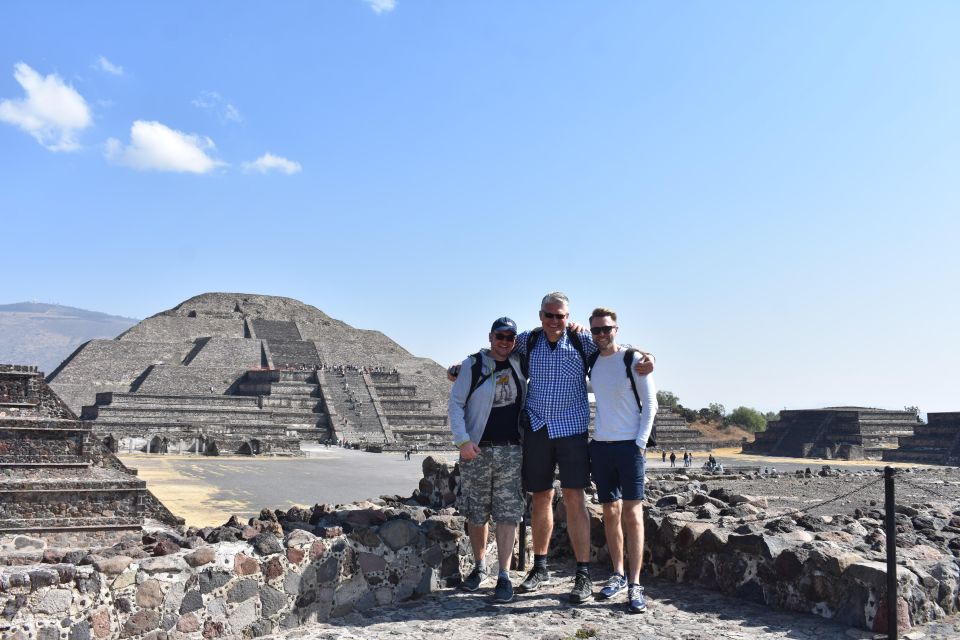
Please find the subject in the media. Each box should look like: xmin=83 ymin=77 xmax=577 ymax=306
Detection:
xmin=95 ymin=56 xmax=123 ymax=76
xmin=105 ymin=120 xmax=226 ymax=173
xmin=192 ymin=90 xmax=243 ymax=124
xmin=364 ymin=0 xmax=396 ymax=14
xmin=224 ymin=103 xmax=242 ymax=123
xmin=0 ymin=62 xmax=92 ymax=151
xmin=242 ymin=153 xmax=302 ymax=175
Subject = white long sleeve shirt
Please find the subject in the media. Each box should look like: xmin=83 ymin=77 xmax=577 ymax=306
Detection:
xmin=591 ymin=348 xmax=658 ymax=447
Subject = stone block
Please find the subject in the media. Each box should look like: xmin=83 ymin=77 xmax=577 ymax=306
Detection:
xmin=226 ymin=579 xmax=258 ymax=603
xmin=68 ymin=622 xmax=90 ymax=640
xmin=286 ymin=547 xmax=305 ymax=564
xmin=233 ymin=553 xmax=260 ymax=576
xmin=176 ymin=614 xmax=199 ymax=633
xmin=378 ymin=519 xmax=421 ymax=550
xmin=207 ymin=597 xmax=227 ymax=619
xmin=199 ymin=569 xmax=232 ymax=594
xmin=252 ymin=533 xmax=283 ymax=556
xmin=123 ymin=609 xmax=160 ymax=637
xmin=285 ymin=529 xmax=315 ymax=548
xmin=112 ymin=570 xmax=136 ymax=591
xmin=227 ymin=599 xmax=257 ymax=632
xmin=178 ymin=590 xmax=203 ymax=614
xmin=263 ymin=557 xmax=284 ymax=581
xmin=36 ymin=589 xmax=72 ymax=614
xmin=185 ymin=548 xmax=215 ymax=567
xmin=38 ymin=625 xmax=60 ymax=640
xmin=139 ymin=556 xmax=188 ymax=573
xmin=358 ymin=552 xmax=387 ymax=574
xmin=202 ymin=620 xmax=224 ymax=639
xmin=136 ymin=579 xmax=163 ymax=608
xmin=162 ymin=581 xmax=185 ymax=613
xmin=89 ymin=608 xmax=111 ymax=639
xmin=283 ymin=571 xmax=301 ymax=595
xmin=260 ymin=584 xmax=285 ymax=618
xmin=309 ymin=541 xmax=326 ymax=561
xmin=247 ymin=620 xmax=273 ymax=637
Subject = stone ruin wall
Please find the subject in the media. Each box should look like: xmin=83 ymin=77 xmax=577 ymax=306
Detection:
xmin=4 ymin=458 xmax=960 ymax=638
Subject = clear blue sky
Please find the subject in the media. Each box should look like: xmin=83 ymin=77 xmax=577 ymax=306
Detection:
xmin=2 ymin=2 xmax=957 ymax=415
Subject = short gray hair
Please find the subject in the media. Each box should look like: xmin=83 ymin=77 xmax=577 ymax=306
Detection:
xmin=541 ymin=291 xmax=570 ymax=308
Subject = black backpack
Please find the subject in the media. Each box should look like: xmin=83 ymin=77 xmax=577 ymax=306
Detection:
xmin=521 ymin=327 xmax=587 ymax=379
xmin=464 ymin=352 xmax=493 ymax=405
xmin=586 ymin=348 xmax=657 ymax=448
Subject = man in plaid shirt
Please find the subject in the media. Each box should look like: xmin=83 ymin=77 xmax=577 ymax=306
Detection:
xmin=514 ymin=292 xmax=653 ymax=604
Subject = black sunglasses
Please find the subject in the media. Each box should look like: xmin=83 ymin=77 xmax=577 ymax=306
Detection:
xmin=590 ymin=326 xmax=617 ymax=335
xmin=541 ymin=311 xmax=568 ymax=320
xmin=493 ymin=332 xmax=517 ymax=342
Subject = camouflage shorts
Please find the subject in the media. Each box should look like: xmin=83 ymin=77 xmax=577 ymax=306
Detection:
xmin=459 ymin=444 xmax=524 ymax=525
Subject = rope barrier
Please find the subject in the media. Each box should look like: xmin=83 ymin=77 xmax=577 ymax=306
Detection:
xmin=722 ymin=475 xmax=886 ymax=525
xmin=895 ymin=475 xmax=959 ymax=503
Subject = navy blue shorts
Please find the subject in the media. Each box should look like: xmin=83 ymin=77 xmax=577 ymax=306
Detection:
xmin=589 ymin=440 xmax=646 ymax=502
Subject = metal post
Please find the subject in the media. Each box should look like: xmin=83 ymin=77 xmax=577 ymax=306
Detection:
xmin=884 ymin=466 xmax=898 ymax=640
xmin=517 ymin=495 xmax=529 ymax=571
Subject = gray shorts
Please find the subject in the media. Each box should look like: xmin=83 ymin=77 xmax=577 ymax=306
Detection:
xmin=459 ymin=444 xmax=524 ymax=525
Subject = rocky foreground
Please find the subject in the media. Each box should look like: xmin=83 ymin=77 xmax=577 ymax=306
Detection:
xmin=1 ymin=461 xmax=959 ymax=639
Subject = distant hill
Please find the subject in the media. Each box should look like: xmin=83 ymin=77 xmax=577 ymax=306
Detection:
xmin=0 ymin=302 xmax=138 ymax=376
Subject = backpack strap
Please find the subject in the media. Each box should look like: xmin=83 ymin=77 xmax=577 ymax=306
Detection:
xmin=585 ymin=350 xmax=601 ymax=378
xmin=521 ymin=329 xmax=543 ymax=379
xmin=623 ymin=348 xmax=657 ymax=448
xmin=566 ymin=327 xmax=588 ymax=376
xmin=464 ymin=352 xmax=492 ymax=405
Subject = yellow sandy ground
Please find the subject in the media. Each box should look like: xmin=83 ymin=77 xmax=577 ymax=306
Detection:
xmin=124 ymin=454 xmax=262 ymax=527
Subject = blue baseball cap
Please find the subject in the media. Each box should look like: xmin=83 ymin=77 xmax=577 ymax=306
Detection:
xmin=490 ymin=317 xmax=517 ymax=333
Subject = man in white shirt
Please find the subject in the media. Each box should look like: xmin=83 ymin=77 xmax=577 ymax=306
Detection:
xmin=587 ymin=307 xmax=658 ymax=614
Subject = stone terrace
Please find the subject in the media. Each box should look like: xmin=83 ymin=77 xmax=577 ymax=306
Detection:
xmin=744 ymin=407 xmax=918 ymax=460
xmin=884 ymin=412 xmax=960 ymax=466
xmin=0 ymin=365 xmax=180 ymax=551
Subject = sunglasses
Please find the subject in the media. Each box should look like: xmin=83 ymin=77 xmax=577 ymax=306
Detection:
xmin=541 ymin=311 xmax=568 ymax=320
xmin=493 ymin=332 xmax=517 ymax=342
xmin=590 ymin=326 xmax=617 ymax=335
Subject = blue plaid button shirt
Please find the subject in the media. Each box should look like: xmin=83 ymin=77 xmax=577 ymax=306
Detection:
xmin=514 ymin=328 xmax=598 ymax=439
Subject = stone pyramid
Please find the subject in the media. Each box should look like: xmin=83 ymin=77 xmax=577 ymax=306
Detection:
xmin=47 ymin=293 xmax=451 ymax=454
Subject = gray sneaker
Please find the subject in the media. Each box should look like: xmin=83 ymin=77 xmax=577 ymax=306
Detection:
xmin=493 ymin=574 xmax=514 ymax=603
xmin=597 ymin=572 xmax=627 ymax=600
xmin=460 ymin=565 xmax=489 ymax=592
xmin=569 ymin=571 xmax=593 ymax=604
xmin=628 ymin=584 xmax=647 ymax=613
xmin=518 ymin=566 xmax=551 ymax=593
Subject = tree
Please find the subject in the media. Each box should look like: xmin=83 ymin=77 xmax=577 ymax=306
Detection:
xmin=708 ymin=403 xmax=726 ymax=419
xmin=904 ymin=406 xmax=924 ymax=423
xmin=657 ymin=390 xmax=679 ymax=408
xmin=727 ymin=406 xmax=768 ymax=432
xmin=764 ymin=411 xmax=780 ymax=423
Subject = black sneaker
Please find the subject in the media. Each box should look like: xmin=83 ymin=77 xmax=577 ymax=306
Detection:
xmin=569 ymin=571 xmax=592 ymax=604
xmin=517 ymin=566 xmax=551 ymax=593
xmin=627 ymin=584 xmax=647 ymax=613
xmin=493 ymin=574 xmax=514 ymax=603
xmin=460 ymin=565 xmax=489 ymax=592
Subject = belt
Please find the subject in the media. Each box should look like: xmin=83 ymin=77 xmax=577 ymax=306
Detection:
xmin=478 ymin=440 xmax=521 ymax=447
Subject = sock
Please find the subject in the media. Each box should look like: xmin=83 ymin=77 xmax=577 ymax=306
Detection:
xmin=499 ymin=569 xmax=509 ymax=580
xmin=576 ymin=561 xmax=590 ymax=576
xmin=533 ymin=554 xmax=547 ymax=570
xmin=476 ymin=558 xmax=487 ymax=572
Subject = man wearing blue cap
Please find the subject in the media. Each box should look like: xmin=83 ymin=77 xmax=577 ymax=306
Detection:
xmin=448 ymin=317 xmax=527 ymax=604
